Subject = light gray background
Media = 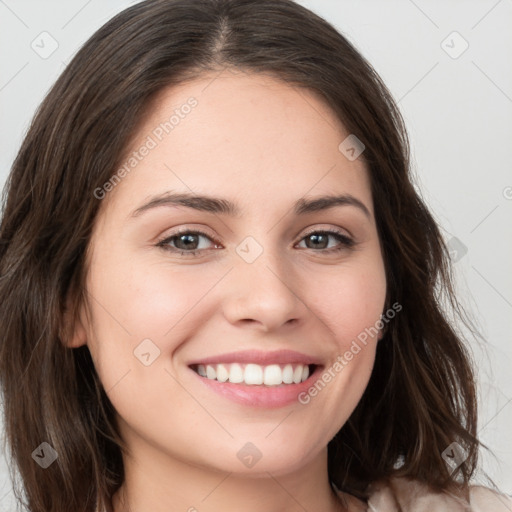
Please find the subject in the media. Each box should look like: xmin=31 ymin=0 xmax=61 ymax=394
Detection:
xmin=1 ymin=0 xmax=511 ymax=508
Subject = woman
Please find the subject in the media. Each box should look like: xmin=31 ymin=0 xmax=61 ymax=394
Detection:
xmin=0 ymin=1 xmax=510 ymax=511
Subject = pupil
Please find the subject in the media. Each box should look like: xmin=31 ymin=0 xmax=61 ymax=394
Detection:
xmin=309 ymin=234 xmax=326 ymax=249
xmin=180 ymin=234 xmax=197 ymax=249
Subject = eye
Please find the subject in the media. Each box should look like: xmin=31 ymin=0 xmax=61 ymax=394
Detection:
xmin=296 ymin=229 xmax=355 ymax=254
xmin=156 ymin=227 xmax=355 ymax=257
xmin=156 ymin=229 xmax=220 ymax=257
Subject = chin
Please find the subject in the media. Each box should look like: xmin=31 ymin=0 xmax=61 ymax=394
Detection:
xmin=196 ymin=434 xmax=324 ymax=478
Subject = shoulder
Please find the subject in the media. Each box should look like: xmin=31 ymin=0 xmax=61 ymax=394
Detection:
xmin=364 ymin=476 xmax=512 ymax=512
xmin=334 ymin=487 xmax=368 ymax=512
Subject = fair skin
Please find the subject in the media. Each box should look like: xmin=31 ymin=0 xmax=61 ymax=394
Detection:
xmin=67 ymin=69 xmax=386 ymax=512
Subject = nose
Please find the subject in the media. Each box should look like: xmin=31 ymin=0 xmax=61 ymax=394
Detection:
xmin=222 ymin=244 xmax=306 ymax=333
xmin=224 ymin=266 xmax=302 ymax=332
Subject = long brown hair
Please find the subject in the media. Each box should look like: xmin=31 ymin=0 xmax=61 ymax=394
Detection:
xmin=0 ymin=1 xmax=485 ymax=511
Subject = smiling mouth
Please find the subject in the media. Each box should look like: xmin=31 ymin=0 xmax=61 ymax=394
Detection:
xmin=190 ymin=363 xmax=318 ymax=386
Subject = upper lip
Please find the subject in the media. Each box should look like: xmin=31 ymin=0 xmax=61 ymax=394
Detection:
xmin=187 ymin=349 xmax=323 ymax=367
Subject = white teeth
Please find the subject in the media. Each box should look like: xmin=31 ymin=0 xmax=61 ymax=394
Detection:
xmin=263 ymin=364 xmax=282 ymax=386
xmin=282 ymin=364 xmax=294 ymax=384
xmin=216 ymin=364 xmax=229 ymax=382
xmin=292 ymin=365 xmax=303 ymax=384
xmin=195 ymin=363 xmax=312 ymax=386
xmin=244 ymin=364 xmax=263 ymax=385
xmin=228 ymin=363 xmax=244 ymax=383
xmin=206 ymin=365 xmax=216 ymax=380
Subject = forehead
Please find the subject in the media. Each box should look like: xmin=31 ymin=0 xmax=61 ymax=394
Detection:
xmin=103 ymin=69 xmax=373 ymax=218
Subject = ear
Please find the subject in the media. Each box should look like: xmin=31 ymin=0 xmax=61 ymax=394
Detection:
xmin=60 ymin=293 xmax=88 ymax=348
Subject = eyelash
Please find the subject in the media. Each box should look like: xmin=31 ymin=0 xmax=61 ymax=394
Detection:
xmin=156 ymin=227 xmax=355 ymax=257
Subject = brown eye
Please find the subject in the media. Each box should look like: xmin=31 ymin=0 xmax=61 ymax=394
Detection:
xmin=157 ymin=229 xmax=220 ymax=256
xmin=297 ymin=230 xmax=355 ymax=253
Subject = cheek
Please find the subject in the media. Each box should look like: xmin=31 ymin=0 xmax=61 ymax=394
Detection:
xmin=308 ymin=260 xmax=387 ymax=344
xmin=82 ymin=249 xmax=195 ymax=382
xmin=83 ymin=251 xmax=236 ymax=391
xmin=87 ymin=249 xmax=216 ymax=339
xmin=296 ymin=265 xmax=385 ymax=436
xmin=83 ymin=256 xmax=209 ymax=419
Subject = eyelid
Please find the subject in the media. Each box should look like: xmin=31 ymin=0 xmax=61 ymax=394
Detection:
xmin=156 ymin=227 xmax=220 ymax=249
xmin=300 ymin=224 xmax=353 ymax=241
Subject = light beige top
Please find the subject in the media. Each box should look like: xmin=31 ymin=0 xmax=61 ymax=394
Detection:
xmin=96 ymin=477 xmax=512 ymax=511
xmin=335 ymin=477 xmax=512 ymax=511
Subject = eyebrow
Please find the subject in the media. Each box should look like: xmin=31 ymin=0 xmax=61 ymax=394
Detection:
xmin=130 ymin=191 xmax=371 ymax=219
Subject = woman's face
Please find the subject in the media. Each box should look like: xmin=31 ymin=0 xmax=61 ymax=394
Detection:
xmin=72 ymin=69 xmax=386 ymax=477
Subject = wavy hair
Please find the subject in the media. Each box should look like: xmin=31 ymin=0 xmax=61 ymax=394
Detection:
xmin=0 ymin=1 xmax=485 ymax=511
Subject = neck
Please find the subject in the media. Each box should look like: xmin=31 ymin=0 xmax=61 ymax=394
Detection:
xmin=112 ymin=441 xmax=346 ymax=512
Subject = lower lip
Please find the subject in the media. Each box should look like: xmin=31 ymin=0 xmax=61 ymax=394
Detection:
xmin=190 ymin=366 xmax=322 ymax=408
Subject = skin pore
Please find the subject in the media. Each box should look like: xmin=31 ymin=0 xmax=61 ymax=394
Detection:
xmin=66 ymin=69 xmax=386 ymax=512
